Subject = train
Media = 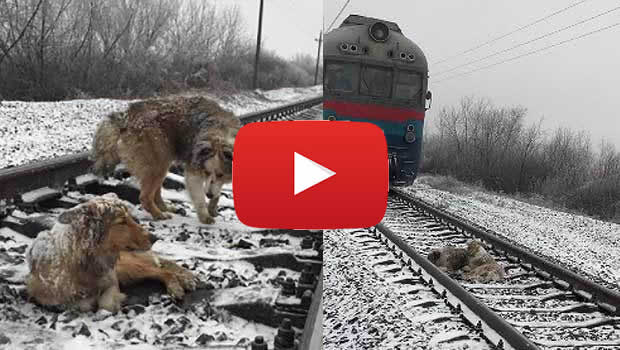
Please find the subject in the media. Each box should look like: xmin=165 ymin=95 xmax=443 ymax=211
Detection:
xmin=323 ymin=14 xmax=431 ymax=186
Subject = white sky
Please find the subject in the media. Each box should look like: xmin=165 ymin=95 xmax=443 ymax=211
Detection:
xmin=325 ymin=0 xmax=620 ymax=148
xmin=221 ymin=0 xmax=323 ymax=59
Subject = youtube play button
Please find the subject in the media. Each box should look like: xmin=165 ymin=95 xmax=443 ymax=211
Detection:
xmin=294 ymin=152 xmax=336 ymax=195
xmin=233 ymin=121 xmax=388 ymax=229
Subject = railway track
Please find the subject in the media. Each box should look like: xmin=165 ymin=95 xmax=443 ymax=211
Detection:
xmin=326 ymin=186 xmax=620 ymax=349
xmin=0 ymin=96 xmax=323 ymax=349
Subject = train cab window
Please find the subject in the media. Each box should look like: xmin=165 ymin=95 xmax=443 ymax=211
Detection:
xmin=394 ymin=71 xmax=422 ymax=101
xmin=325 ymin=63 xmax=355 ymax=93
xmin=360 ymin=65 xmax=392 ymax=98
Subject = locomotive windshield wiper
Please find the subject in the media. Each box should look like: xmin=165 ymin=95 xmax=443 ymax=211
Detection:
xmin=361 ymin=69 xmax=370 ymax=92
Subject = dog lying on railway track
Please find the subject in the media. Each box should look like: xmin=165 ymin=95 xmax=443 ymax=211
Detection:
xmin=91 ymin=96 xmax=241 ymax=224
xmin=25 ymin=194 xmax=197 ymax=312
xmin=427 ymin=240 xmax=505 ymax=283
xmin=462 ymin=240 xmax=505 ymax=283
xmin=426 ymin=245 xmax=469 ymax=273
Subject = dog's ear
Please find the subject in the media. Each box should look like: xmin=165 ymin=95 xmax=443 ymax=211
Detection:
xmin=467 ymin=240 xmax=480 ymax=251
xmin=61 ymin=199 xmax=125 ymax=248
xmin=101 ymin=192 xmax=119 ymax=200
xmin=58 ymin=205 xmax=87 ymax=224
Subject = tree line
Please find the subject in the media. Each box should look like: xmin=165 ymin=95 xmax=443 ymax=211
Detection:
xmin=422 ymin=97 xmax=620 ymax=221
xmin=0 ymin=0 xmax=320 ymax=101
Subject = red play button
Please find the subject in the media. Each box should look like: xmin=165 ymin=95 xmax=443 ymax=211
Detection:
xmin=232 ymin=121 xmax=388 ymax=229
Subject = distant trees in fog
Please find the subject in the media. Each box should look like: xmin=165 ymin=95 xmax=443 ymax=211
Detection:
xmin=0 ymin=0 xmax=320 ymax=100
xmin=422 ymin=97 xmax=620 ymax=221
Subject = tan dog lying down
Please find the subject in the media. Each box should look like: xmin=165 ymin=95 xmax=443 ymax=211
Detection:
xmin=26 ymin=194 xmax=196 ymax=313
xmin=427 ymin=240 xmax=505 ymax=283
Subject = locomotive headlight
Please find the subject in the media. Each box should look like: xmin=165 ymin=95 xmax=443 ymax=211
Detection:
xmin=327 ymin=115 xmax=336 ymax=121
xmin=405 ymin=124 xmax=416 ymax=143
xmin=369 ymin=22 xmax=390 ymax=42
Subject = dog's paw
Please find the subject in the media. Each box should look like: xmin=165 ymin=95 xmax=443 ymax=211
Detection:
xmin=152 ymin=211 xmax=173 ymax=220
xmin=197 ymin=209 xmax=215 ymax=224
xmin=99 ymin=295 xmax=123 ymax=313
xmin=166 ymin=281 xmax=185 ymax=300
xmin=115 ymin=292 xmax=127 ymax=305
xmin=177 ymin=272 xmax=197 ymax=292
xmin=163 ymin=203 xmax=178 ymax=213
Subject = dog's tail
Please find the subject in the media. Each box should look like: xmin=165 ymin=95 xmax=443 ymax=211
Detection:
xmin=91 ymin=112 xmax=125 ymax=176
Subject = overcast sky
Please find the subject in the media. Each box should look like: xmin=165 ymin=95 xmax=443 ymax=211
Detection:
xmin=325 ymin=0 xmax=620 ymax=148
xmin=223 ymin=0 xmax=323 ymax=60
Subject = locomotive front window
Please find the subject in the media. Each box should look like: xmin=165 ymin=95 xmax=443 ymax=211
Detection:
xmin=360 ymin=65 xmax=392 ymax=98
xmin=325 ymin=63 xmax=355 ymax=93
xmin=394 ymin=71 xmax=422 ymax=100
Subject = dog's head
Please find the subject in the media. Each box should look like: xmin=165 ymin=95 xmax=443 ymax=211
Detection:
xmin=427 ymin=249 xmax=442 ymax=264
xmin=191 ymin=131 xmax=237 ymax=176
xmin=58 ymin=194 xmax=154 ymax=255
xmin=466 ymin=240 xmax=483 ymax=257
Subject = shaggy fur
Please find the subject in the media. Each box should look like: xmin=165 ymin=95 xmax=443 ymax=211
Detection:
xmin=427 ymin=245 xmax=469 ymax=272
xmin=91 ymin=96 xmax=241 ymax=224
xmin=25 ymin=195 xmax=152 ymax=312
xmin=463 ymin=240 xmax=505 ymax=283
xmin=26 ymin=194 xmax=198 ymax=312
xmin=427 ymin=240 xmax=505 ymax=283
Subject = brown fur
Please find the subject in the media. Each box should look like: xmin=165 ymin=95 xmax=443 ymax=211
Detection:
xmin=116 ymin=251 xmax=196 ymax=299
xmin=26 ymin=194 xmax=197 ymax=312
xmin=427 ymin=240 xmax=505 ymax=283
xmin=463 ymin=240 xmax=505 ymax=283
xmin=91 ymin=96 xmax=240 ymax=224
xmin=427 ymin=245 xmax=469 ymax=272
xmin=25 ymin=195 xmax=152 ymax=312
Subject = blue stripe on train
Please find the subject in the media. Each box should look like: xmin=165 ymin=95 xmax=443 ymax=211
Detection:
xmin=323 ymin=109 xmax=424 ymax=183
xmin=322 ymin=109 xmax=424 ymax=148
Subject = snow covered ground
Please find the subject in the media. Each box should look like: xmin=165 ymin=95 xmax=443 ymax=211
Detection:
xmin=0 ymin=181 xmax=317 ymax=349
xmin=407 ymin=175 xmax=620 ymax=291
xmin=323 ymin=229 xmax=490 ymax=349
xmin=0 ymin=85 xmax=322 ymax=169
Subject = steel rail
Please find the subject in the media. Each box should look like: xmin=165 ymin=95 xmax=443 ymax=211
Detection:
xmin=0 ymin=96 xmax=322 ymax=201
xmin=390 ymin=186 xmax=620 ymax=315
xmin=375 ymin=222 xmax=539 ymax=350
xmin=300 ymin=270 xmax=323 ymax=350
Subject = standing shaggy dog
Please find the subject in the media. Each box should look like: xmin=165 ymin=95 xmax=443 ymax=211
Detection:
xmin=26 ymin=195 xmax=153 ymax=312
xmin=91 ymin=96 xmax=241 ymax=224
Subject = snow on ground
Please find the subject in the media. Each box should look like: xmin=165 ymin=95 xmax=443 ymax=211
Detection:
xmin=407 ymin=175 xmax=620 ymax=291
xmin=0 ymin=183 xmax=312 ymax=349
xmin=0 ymin=85 xmax=322 ymax=169
xmin=323 ymin=229 xmax=490 ymax=349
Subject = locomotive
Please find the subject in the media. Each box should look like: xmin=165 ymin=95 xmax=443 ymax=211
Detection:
xmin=323 ymin=14 xmax=431 ymax=186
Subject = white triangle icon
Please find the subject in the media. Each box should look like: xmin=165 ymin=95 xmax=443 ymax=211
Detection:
xmin=294 ymin=152 xmax=336 ymax=195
